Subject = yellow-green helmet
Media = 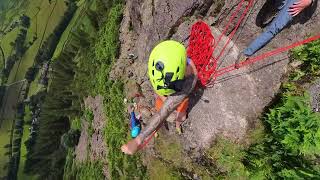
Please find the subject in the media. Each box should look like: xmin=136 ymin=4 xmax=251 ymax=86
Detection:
xmin=148 ymin=40 xmax=187 ymax=96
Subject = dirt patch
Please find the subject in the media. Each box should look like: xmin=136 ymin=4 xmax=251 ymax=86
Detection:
xmin=84 ymin=95 xmax=107 ymax=160
xmin=74 ymin=95 xmax=109 ymax=178
xmin=75 ymin=120 xmax=89 ymax=163
xmin=308 ymin=79 xmax=320 ymax=112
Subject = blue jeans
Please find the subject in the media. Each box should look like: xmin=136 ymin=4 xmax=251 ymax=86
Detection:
xmin=243 ymin=0 xmax=296 ymax=56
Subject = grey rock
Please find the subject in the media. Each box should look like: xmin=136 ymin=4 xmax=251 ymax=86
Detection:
xmin=308 ymin=79 xmax=320 ymax=112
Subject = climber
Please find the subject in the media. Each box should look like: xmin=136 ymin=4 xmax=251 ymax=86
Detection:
xmin=121 ymin=40 xmax=198 ymax=155
xmin=238 ymin=0 xmax=315 ymax=63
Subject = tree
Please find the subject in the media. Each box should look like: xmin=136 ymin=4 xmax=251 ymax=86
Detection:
xmin=60 ymin=129 xmax=81 ymax=149
xmin=20 ymin=14 xmax=30 ymax=28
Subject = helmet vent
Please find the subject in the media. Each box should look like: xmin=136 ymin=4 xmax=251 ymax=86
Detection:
xmin=155 ymin=61 xmax=164 ymax=71
xmin=176 ymin=67 xmax=179 ymax=73
xmin=152 ymin=70 xmax=154 ymax=76
xmin=152 ymin=60 xmax=155 ymax=66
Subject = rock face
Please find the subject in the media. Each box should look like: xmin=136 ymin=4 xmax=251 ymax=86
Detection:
xmin=76 ymin=96 xmax=109 ymax=178
xmin=112 ymin=0 xmax=320 ymax=149
xmin=309 ymin=79 xmax=320 ymax=113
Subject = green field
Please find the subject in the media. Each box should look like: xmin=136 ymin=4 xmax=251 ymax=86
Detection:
xmin=0 ymin=81 xmax=26 ymax=177
xmin=0 ymin=28 xmax=20 ymax=60
xmin=0 ymin=118 xmax=13 ymax=176
xmin=27 ymin=72 xmax=42 ymax=98
xmin=17 ymin=106 xmax=35 ymax=180
xmin=7 ymin=0 xmax=67 ymax=84
xmin=0 ymin=0 xmax=28 ymax=32
xmin=0 ymin=0 xmax=69 ymax=178
xmin=53 ymin=0 xmax=88 ymax=59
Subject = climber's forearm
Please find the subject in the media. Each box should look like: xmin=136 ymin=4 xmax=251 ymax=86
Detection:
xmin=137 ymin=74 xmax=197 ymax=143
xmin=138 ymin=94 xmax=189 ymax=140
xmin=138 ymin=113 xmax=164 ymax=141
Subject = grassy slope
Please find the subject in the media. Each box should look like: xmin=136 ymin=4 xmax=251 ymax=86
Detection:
xmin=0 ymin=119 xmax=12 ymax=175
xmin=52 ymin=0 xmax=87 ymax=59
xmin=64 ymin=1 xmax=148 ymax=179
xmin=0 ymin=28 xmax=19 ymax=59
xmin=0 ymin=0 xmax=67 ymax=178
xmin=27 ymin=72 xmax=42 ymax=98
xmin=7 ymin=0 xmax=67 ymax=84
xmin=0 ymin=81 xmax=25 ymax=176
xmin=0 ymin=0 xmax=28 ymax=63
xmin=17 ymin=106 xmax=35 ymax=180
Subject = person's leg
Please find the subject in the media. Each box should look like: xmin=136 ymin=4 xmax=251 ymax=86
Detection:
xmin=175 ymin=98 xmax=189 ymax=134
xmin=155 ymin=95 xmax=163 ymax=112
xmin=175 ymin=112 xmax=187 ymax=134
xmin=243 ymin=0 xmax=296 ymax=56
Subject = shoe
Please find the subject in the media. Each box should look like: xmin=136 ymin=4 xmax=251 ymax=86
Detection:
xmin=235 ymin=53 xmax=249 ymax=69
xmin=154 ymin=132 xmax=159 ymax=138
xmin=176 ymin=126 xmax=182 ymax=135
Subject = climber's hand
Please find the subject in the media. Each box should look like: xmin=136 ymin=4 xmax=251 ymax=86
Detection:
xmin=288 ymin=0 xmax=312 ymax=17
xmin=121 ymin=137 xmax=142 ymax=155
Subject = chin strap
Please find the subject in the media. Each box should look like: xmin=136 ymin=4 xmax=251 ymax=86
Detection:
xmin=157 ymin=79 xmax=185 ymax=92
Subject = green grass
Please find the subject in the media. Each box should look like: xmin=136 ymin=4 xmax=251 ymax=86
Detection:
xmin=71 ymin=117 xmax=82 ymax=131
xmin=84 ymin=109 xmax=94 ymax=137
xmin=0 ymin=118 xmax=13 ymax=176
xmin=242 ymin=40 xmax=320 ymax=179
xmin=206 ymin=138 xmax=249 ymax=179
xmin=7 ymin=0 xmax=67 ymax=84
xmin=0 ymin=0 xmax=68 ymax=177
xmin=148 ymin=159 xmax=182 ymax=180
xmin=66 ymin=1 xmax=148 ymax=178
xmin=95 ymin=4 xmax=147 ymax=178
xmin=52 ymin=0 xmax=91 ymax=59
xmin=27 ymin=72 xmax=42 ymax=98
xmin=0 ymin=28 xmax=20 ymax=59
xmin=64 ymin=150 xmax=105 ymax=180
xmin=0 ymin=0 xmax=30 ymax=62
xmin=0 ymin=82 xmax=27 ymax=178
xmin=0 ymin=1 xmax=28 ymax=33
xmin=0 ymin=82 xmax=25 ymax=120
xmin=17 ymin=106 xmax=35 ymax=180
xmin=290 ymin=39 xmax=320 ymax=81
xmin=152 ymin=133 xmax=249 ymax=179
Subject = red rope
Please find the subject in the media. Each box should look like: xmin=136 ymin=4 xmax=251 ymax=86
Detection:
xmin=214 ymin=0 xmax=255 ymax=64
xmin=137 ymin=123 xmax=162 ymax=150
xmin=187 ymin=21 xmax=215 ymax=86
xmin=213 ymin=34 xmax=320 ymax=78
xmin=214 ymin=0 xmax=246 ymax=50
xmin=187 ymin=0 xmax=254 ymax=86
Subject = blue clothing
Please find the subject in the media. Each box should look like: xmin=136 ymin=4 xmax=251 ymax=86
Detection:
xmin=130 ymin=112 xmax=139 ymax=128
xmin=244 ymin=0 xmax=297 ymax=56
xmin=187 ymin=57 xmax=191 ymax=65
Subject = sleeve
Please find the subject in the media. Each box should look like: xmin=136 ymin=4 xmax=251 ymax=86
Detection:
xmin=187 ymin=57 xmax=191 ymax=65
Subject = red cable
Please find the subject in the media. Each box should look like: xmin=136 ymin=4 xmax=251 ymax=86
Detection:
xmin=187 ymin=21 xmax=215 ymax=86
xmin=214 ymin=34 xmax=320 ymax=78
xmin=214 ymin=0 xmax=255 ymax=64
xmin=214 ymin=0 xmax=246 ymax=50
xmin=138 ymin=122 xmax=163 ymax=150
xmin=188 ymin=0 xmax=255 ymax=86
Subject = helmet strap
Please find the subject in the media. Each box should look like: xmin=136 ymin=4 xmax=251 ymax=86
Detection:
xmin=157 ymin=72 xmax=185 ymax=93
